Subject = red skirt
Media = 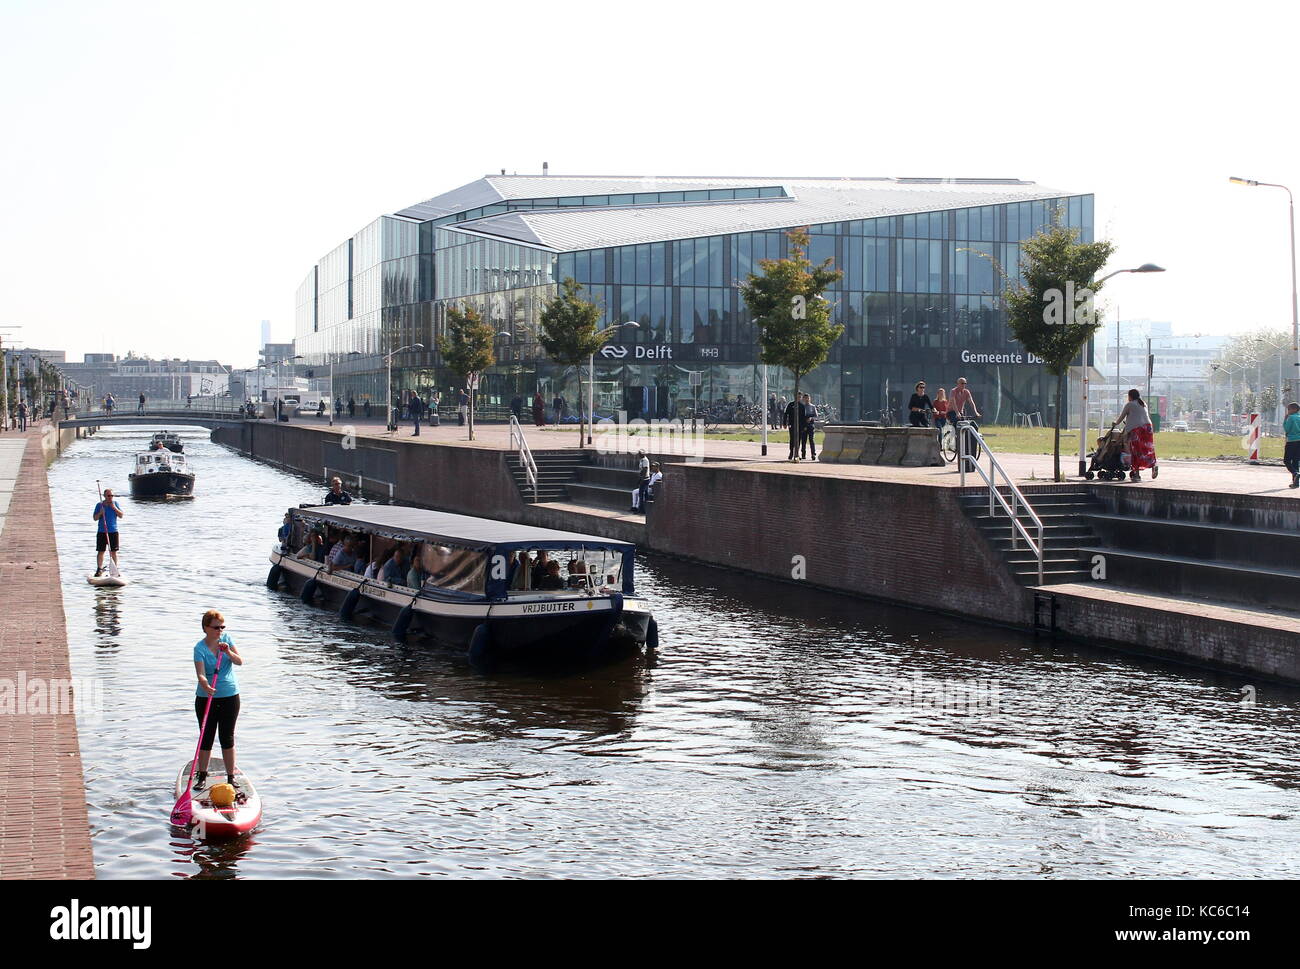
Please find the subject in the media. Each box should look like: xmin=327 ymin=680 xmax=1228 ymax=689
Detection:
xmin=1125 ymin=424 xmax=1157 ymax=469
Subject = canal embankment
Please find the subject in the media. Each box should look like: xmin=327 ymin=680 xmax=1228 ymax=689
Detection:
xmin=0 ymin=423 xmax=95 ymax=879
xmin=209 ymin=419 xmax=1300 ymax=685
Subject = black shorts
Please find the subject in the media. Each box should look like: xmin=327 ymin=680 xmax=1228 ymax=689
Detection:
xmin=96 ymin=531 xmax=120 ymax=552
xmin=195 ymin=694 xmax=241 ymax=751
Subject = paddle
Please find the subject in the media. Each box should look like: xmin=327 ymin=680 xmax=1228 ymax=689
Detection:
xmin=170 ymin=649 xmax=223 ymax=828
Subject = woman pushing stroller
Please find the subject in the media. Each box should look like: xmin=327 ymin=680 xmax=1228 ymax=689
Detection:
xmin=1115 ymin=388 xmax=1159 ymax=482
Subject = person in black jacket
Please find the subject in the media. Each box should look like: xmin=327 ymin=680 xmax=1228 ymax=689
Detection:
xmin=908 ymin=381 xmax=934 ymax=427
xmin=324 ymin=477 xmax=353 ymax=505
xmin=784 ymin=396 xmax=802 ymax=461
xmin=799 ymin=394 xmax=818 ymax=460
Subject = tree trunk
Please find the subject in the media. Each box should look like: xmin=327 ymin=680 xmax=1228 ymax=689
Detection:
xmin=469 ymin=385 xmax=476 ymax=441
xmin=1053 ymin=373 xmax=1064 ymax=482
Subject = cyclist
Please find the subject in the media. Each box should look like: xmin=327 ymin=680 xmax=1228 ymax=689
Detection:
xmin=950 ymin=377 xmax=981 ymax=425
xmin=908 ymin=381 xmax=934 ymax=427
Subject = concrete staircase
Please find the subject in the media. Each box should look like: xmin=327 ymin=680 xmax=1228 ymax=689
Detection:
xmin=959 ymin=489 xmax=1104 ymax=586
xmin=1080 ymin=510 xmax=1300 ymax=609
xmin=505 ymin=451 xmax=588 ymax=504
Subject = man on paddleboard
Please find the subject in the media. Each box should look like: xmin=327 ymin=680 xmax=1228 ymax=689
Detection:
xmin=92 ymin=488 xmax=125 ymax=577
xmin=193 ymin=610 xmax=244 ymax=790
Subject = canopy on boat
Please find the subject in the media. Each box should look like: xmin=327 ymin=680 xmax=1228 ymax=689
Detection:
xmin=291 ymin=504 xmax=635 ymax=553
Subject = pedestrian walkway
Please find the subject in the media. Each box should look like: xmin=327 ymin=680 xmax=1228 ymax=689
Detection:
xmin=0 ymin=426 xmax=95 ymax=879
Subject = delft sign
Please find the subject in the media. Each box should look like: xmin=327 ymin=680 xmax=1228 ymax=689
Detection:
xmin=599 ymin=345 xmax=675 ymax=360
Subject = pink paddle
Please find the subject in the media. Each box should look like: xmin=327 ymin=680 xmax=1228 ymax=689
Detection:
xmin=170 ymin=649 xmax=223 ymax=828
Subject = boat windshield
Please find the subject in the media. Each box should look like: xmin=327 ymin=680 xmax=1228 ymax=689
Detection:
xmin=498 ymin=546 xmax=626 ymax=595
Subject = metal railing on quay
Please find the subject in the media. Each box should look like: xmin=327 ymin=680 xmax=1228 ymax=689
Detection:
xmin=957 ymin=421 xmax=1044 ymax=586
xmin=508 ymin=416 xmax=539 ymax=501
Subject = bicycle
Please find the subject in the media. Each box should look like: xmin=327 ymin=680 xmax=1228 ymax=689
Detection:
xmin=939 ymin=417 xmax=982 ymax=464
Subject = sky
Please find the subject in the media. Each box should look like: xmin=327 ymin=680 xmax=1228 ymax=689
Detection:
xmin=2 ymin=0 xmax=1297 ymax=368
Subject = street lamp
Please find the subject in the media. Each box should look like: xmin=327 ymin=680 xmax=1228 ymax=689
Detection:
xmin=329 ymin=351 xmax=361 ymax=427
xmin=1077 ymin=264 xmax=1165 ymax=476
xmin=1230 ymin=177 xmax=1299 ymax=412
xmin=588 ymin=322 xmax=639 ymax=445
xmin=386 ymin=344 xmax=424 ymax=432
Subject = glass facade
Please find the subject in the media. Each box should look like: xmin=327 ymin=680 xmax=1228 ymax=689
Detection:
xmin=294 ymin=180 xmax=1093 ymax=423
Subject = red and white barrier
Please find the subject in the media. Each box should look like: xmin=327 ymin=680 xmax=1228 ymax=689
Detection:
xmin=1248 ymin=412 xmax=1261 ymax=463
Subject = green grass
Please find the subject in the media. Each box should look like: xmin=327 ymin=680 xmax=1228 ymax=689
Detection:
xmin=541 ymin=423 xmax=1283 ymax=460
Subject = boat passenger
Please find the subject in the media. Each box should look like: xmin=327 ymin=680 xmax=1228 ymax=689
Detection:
xmin=567 ymin=559 xmax=590 ymax=589
xmin=536 ymin=560 xmax=565 ymax=590
xmin=381 ymin=547 xmax=409 ymax=585
xmin=277 ymin=513 xmax=291 ymax=546
xmin=531 ymin=550 xmax=550 ymax=588
xmin=406 ymin=558 xmax=429 ymax=588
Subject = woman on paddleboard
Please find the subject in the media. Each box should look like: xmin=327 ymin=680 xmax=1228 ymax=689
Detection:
xmin=193 ymin=610 xmax=244 ymax=789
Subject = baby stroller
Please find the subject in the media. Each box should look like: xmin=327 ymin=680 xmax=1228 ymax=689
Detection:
xmin=1085 ymin=422 xmax=1129 ymax=481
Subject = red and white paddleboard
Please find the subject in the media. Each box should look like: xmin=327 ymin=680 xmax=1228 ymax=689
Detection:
xmin=173 ymin=762 xmax=262 ymax=839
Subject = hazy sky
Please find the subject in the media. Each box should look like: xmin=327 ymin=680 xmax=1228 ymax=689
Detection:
xmin=2 ymin=0 xmax=1297 ymax=367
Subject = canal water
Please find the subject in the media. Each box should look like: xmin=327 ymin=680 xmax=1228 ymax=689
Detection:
xmin=49 ymin=427 xmax=1300 ymax=878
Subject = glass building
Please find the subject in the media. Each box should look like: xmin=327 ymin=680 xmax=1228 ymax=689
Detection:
xmin=294 ymin=175 xmax=1093 ymax=423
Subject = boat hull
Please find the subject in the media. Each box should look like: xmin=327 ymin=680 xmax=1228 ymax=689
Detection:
xmin=271 ymin=551 xmax=650 ymax=664
xmin=174 ymin=762 xmax=261 ymax=839
xmin=130 ymin=472 xmax=195 ymax=499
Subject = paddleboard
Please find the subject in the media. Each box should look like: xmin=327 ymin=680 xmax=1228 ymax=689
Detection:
xmin=173 ymin=761 xmax=262 ymax=839
xmin=87 ymin=573 xmax=130 ymax=587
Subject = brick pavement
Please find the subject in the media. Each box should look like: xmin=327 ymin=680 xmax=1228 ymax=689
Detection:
xmin=0 ymin=424 xmax=94 ymax=879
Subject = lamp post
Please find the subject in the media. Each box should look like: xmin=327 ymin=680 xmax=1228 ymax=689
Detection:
xmin=1077 ymin=264 xmax=1165 ymax=476
xmin=588 ymin=322 xmax=639 ymax=445
xmin=329 ymin=351 xmax=361 ymax=427
xmin=1230 ymin=177 xmax=1299 ymax=407
xmin=0 ymin=324 xmax=20 ymax=431
xmin=386 ymin=344 xmax=424 ymax=433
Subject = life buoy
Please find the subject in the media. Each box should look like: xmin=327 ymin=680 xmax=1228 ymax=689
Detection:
xmin=391 ymin=603 xmax=414 ymax=642
xmin=468 ymin=623 xmax=494 ymax=670
xmin=266 ymin=564 xmax=283 ymax=590
xmin=300 ymin=577 xmax=319 ymax=604
xmin=339 ymin=587 xmax=361 ymax=621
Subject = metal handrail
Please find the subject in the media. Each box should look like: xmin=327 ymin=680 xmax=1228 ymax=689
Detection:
xmin=957 ymin=421 xmax=1044 ymax=586
xmin=508 ymin=415 xmax=539 ymax=502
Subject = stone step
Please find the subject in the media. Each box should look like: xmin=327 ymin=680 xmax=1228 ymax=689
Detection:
xmin=566 ymin=481 xmax=638 ymax=512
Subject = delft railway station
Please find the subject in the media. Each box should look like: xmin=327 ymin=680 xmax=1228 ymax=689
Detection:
xmin=294 ymin=174 xmax=1093 ymax=424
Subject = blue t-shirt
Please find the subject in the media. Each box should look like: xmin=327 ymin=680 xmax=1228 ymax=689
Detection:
xmin=1285 ymin=413 xmax=1300 ymax=442
xmin=193 ymin=635 xmax=240 ymax=698
xmin=93 ymin=501 xmax=120 ymax=533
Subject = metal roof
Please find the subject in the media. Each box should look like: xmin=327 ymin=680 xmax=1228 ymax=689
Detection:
xmin=293 ymin=504 xmax=634 ymax=550
xmin=415 ymin=176 xmax=1078 ymax=252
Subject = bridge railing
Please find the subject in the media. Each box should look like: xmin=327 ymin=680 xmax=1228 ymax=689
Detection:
xmin=72 ymin=397 xmax=248 ymax=419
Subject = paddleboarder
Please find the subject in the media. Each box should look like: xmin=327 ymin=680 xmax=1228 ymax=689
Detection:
xmin=192 ymin=609 xmax=244 ymax=790
xmin=92 ymin=487 xmax=125 ymax=577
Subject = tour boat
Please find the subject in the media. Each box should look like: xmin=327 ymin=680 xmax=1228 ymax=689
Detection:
xmin=266 ymin=505 xmax=657 ymax=665
xmin=129 ymin=449 xmax=195 ymax=499
xmin=150 ymin=431 xmax=184 ymax=453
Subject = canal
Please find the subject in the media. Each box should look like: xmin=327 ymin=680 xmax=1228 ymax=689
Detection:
xmin=49 ymin=427 xmax=1300 ymax=878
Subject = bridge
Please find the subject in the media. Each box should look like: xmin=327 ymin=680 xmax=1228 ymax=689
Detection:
xmin=57 ymin=399 xmax=249 ymax=431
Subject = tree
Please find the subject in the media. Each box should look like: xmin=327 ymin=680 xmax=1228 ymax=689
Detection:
xmin=739 ymin=229 xmax=843 ymax=453
xmin=539 ymin=277 xmax=607 ymax=447
xmin=1003 ymin=224 xmax=1116 ymax=481
xmin=438 ymin=304 xmax=495 ymax=441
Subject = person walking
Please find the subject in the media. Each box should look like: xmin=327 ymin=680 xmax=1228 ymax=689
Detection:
xmin=1116 ymin=388 xmax=1159 ymax=482
xmin=800 ymin=393 xmax=818 ymax=460
xmin=92 ymin=487 xmax=125 ymax=576
xmin=457 ymin=389 xmax=469 ymax=426
xmin=1285 ymin=402 xmax=1300 ymax=489
xmin=16 ymin=400 xmax=27 ymax=432
xmin=105 ymin=393 xmax=115 ymax=415
xmin=510 ymin=393 xmax=523 ymax=421
xmin=532 ymin=390 xmax=546 ymax=427
xmin=552 ymin=393 xmax=565 ymax=424
xmin=348 ymin=396 xmax=356 ymax=418
xmin=191 ymin=609 xmax=245 ymax=790
xmin=908 ymin=381 xmax=934 ymax=427
xmin=364 ymin=398 xmax=372 ymax=419
xmin=410 ymin=393 xmax=423 ymax=436
xmin=137 ymin=392 xmax=146 ymax=415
